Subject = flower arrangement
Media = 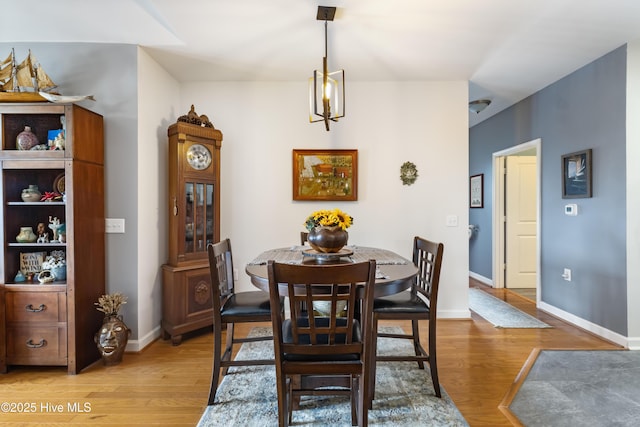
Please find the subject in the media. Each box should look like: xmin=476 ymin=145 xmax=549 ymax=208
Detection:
xmin=41 ymin=250 xmax=66 ymax=269
xmin=304 ymin=208 xmax=353 ymax=231
xmin=95 ymin=292 xmax=128 ymax=317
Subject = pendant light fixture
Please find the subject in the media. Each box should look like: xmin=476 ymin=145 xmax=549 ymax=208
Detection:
xmin=309 ymin=6 xmax=345 ymax=131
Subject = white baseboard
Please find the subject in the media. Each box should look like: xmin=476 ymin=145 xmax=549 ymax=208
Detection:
xmin=438 ymin=308 xmax=471 ymax=319
xmin=627 ymin=337 xmax=640 ymax=350
xmin=469 ymin=272 xmax=493 ymax=286
xmin=125 ymin=325 xmax=162 ymax=352
xmin=538 ymin=301 xmax=630 ymax=349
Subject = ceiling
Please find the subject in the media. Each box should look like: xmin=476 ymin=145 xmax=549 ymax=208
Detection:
xmin=5 ymin=0 xmax=640 ymax=127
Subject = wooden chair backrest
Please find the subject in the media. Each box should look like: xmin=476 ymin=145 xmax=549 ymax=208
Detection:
xmin=267 ymin=260 xmax=376 ymax=358
xmin=412 ymin=236 xmax=444 ymax=319
xmin=207 ymin=238 xmax=235 ymax=314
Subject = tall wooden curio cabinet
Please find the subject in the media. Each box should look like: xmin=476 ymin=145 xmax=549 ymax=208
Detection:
xmin=0 ymin=103 xmax=105 ymax=374
xmin=162 ymin=116 xmax=222 ymax=345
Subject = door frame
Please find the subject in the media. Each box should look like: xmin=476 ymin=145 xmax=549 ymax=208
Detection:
xmin=492 ymin=139 xmax=541 ymax=300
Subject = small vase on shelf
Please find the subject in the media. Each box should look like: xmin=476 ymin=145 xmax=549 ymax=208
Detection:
xmin=21 ymin=185 xmax=42 ymax=202
xmin=16 ymin=226 xmax=37 ymax=243
xmin=16 ymin=126 xmax=39 ymax=150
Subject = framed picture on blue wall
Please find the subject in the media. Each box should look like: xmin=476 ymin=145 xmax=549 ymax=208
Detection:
xmin=470 ymin=174 xmax=483 ymax=208
xmin=562 ymin=149 xmax=592 ymax=198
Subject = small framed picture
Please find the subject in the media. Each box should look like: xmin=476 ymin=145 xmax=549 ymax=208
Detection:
xmin=20 ymin=251 xmax=46 ymax=274
xmin=292 ymin=149 xmax=358 ymax=201
xmin=562 ymin=149 xmax=592 ymax=198
xmin=470 ymin=174 xmax=484 ymax=208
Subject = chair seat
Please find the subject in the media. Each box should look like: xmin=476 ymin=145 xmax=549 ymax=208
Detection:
xmin=373 ymin=291 xmax=430 ymax=315
xmin=221 ymin=291 xmax=278 ymax=317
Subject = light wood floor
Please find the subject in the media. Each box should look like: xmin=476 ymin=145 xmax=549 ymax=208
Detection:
xmin=0 ymin=281 xmax=621 ymax=426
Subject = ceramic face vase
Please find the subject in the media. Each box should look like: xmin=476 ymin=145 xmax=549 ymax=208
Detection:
xmin=95 ymin=315 xmax=131 ymax=366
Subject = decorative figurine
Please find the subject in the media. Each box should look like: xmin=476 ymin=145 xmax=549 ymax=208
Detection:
xmin=36 ymin=222 xmax=50 ymax=243
xmin=48 ymin=216 xmax=63 ymax=242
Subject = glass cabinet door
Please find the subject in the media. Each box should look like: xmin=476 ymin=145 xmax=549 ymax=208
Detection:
xmin=184 ymin=182 xmax=214 ymax=255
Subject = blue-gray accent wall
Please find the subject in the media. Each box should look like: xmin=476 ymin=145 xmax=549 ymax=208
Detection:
xmin=469 ymin=45 xmax=628 ymax=335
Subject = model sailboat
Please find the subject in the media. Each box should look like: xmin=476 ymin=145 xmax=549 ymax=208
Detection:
xmin=0 ymin=48 xmax=94 ymax=103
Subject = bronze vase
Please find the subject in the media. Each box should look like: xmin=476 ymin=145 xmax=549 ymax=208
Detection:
xmin=307 ymin=226 xmax=348 ymax=253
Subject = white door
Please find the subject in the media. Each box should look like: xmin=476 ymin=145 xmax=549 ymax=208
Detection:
xmin=505 ymin=156 xmax=537 ymax=288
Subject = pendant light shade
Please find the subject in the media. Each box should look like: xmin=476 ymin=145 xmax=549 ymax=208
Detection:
xmin=309 ymin=6 xmax=345 ymax=131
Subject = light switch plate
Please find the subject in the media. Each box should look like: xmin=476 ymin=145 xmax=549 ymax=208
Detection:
xmin=446 ymin=215 xmax=458 ymax=227
xmin=105 ymin=218 xmax=125 ymax=233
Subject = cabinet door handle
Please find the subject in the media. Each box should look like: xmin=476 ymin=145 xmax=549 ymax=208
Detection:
xmin=173 ymin=197 xmax=178 ymax=216
xmin=26 ymin=339 xmax=47 ymax=348
xmin=25 ymin=304 xmax=46 ymax=312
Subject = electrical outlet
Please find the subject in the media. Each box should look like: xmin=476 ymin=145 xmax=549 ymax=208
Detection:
xmin=233 ymin=268 xmax=238 ymax=281
xmin=562 ymin=268 xmax=572 ymax=281
xmin=446 ymin=215 xmax=458 ymax=227
xmin=105 ymin=218 xmax=125 ymax=233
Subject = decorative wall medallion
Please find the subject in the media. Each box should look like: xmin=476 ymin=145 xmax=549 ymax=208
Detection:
xmin=400 ymin=161 xmax=418 ymax=185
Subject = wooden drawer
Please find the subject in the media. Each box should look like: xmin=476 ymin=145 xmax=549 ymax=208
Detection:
xmin=6 ymin=291 xmax=66 ymax=323
xmin=6 ymin=325 xmax=67 ymax=365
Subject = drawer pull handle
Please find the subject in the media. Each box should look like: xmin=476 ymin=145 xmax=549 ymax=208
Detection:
xmin=26 ymin=339 xmax=47 ymax=348
xmin=25 ymin=304 xmax=46 ymax=312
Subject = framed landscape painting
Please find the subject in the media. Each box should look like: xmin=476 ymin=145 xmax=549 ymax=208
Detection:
xmin=292 ymin=149 xmax=358 ymax=201
xmin=562 ymin=149 xmax=592 ymax=198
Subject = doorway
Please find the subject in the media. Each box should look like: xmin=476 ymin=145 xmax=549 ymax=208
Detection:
xmin=492 ymin=139 xmax=541 ymax=304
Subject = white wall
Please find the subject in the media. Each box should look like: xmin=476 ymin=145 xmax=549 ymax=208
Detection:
xmin=626 ymin=41 xmax=640 ymax=349
xmin=180 ymin=80 xmax=471 ymax=319
xmin=135 ymin=48 xmax=181 ymax=349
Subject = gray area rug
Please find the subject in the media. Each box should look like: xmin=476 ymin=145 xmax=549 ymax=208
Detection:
xmin=198 ymin=327 xmax=468 ymax=426
xmin=509 ymin=350 xmax=640 ymax=426
xmin=468 ymin=288 xmax=551 ymax=328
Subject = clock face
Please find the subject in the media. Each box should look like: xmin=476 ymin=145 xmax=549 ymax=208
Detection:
xmin=186 ymin=144 xmax=212 ymax=170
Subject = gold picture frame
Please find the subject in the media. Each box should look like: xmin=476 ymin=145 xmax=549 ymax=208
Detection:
xmin=293 ymin=149 xmax=358 ymax=201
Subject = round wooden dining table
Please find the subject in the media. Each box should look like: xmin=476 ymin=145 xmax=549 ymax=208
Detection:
xmin=245 ymin=246 xmax=418 ymax=298
xmin=245 ymin=246 xmax=418 ymax=412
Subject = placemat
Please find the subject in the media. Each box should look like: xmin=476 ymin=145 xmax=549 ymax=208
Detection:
xmin=247 ymin=246 xmax=407 ymax=265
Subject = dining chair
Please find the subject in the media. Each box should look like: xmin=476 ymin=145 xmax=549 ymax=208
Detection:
xmin=369 ymin=236 xmax=444 ymax=400
xmin=267 ymin=259 xmax=377 ymax=427
xmin=206 ymin=238 xmax=284 ymax=405
xmin=300 ymin=231 xmax=309 ymax=245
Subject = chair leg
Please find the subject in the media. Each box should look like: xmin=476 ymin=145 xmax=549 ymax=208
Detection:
xmin=368 ymin=315 xmax=379 ymax=407
xmin=411 ymin=319 xmax=425 ymax=369
xmin=351 ymin=375 xmax=358 ymax=426
xmin=221 ymin=322 xmax=235 ymax=376
xmin=208 ymin=321 xmax=224 ymax=405
xmin=428 ymin=322 xmax=441 ymax=398
xmin=358 ymin=371 xmax=368 ymax=427
xmin=283 ymin=378 xmax=293 ymax=427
